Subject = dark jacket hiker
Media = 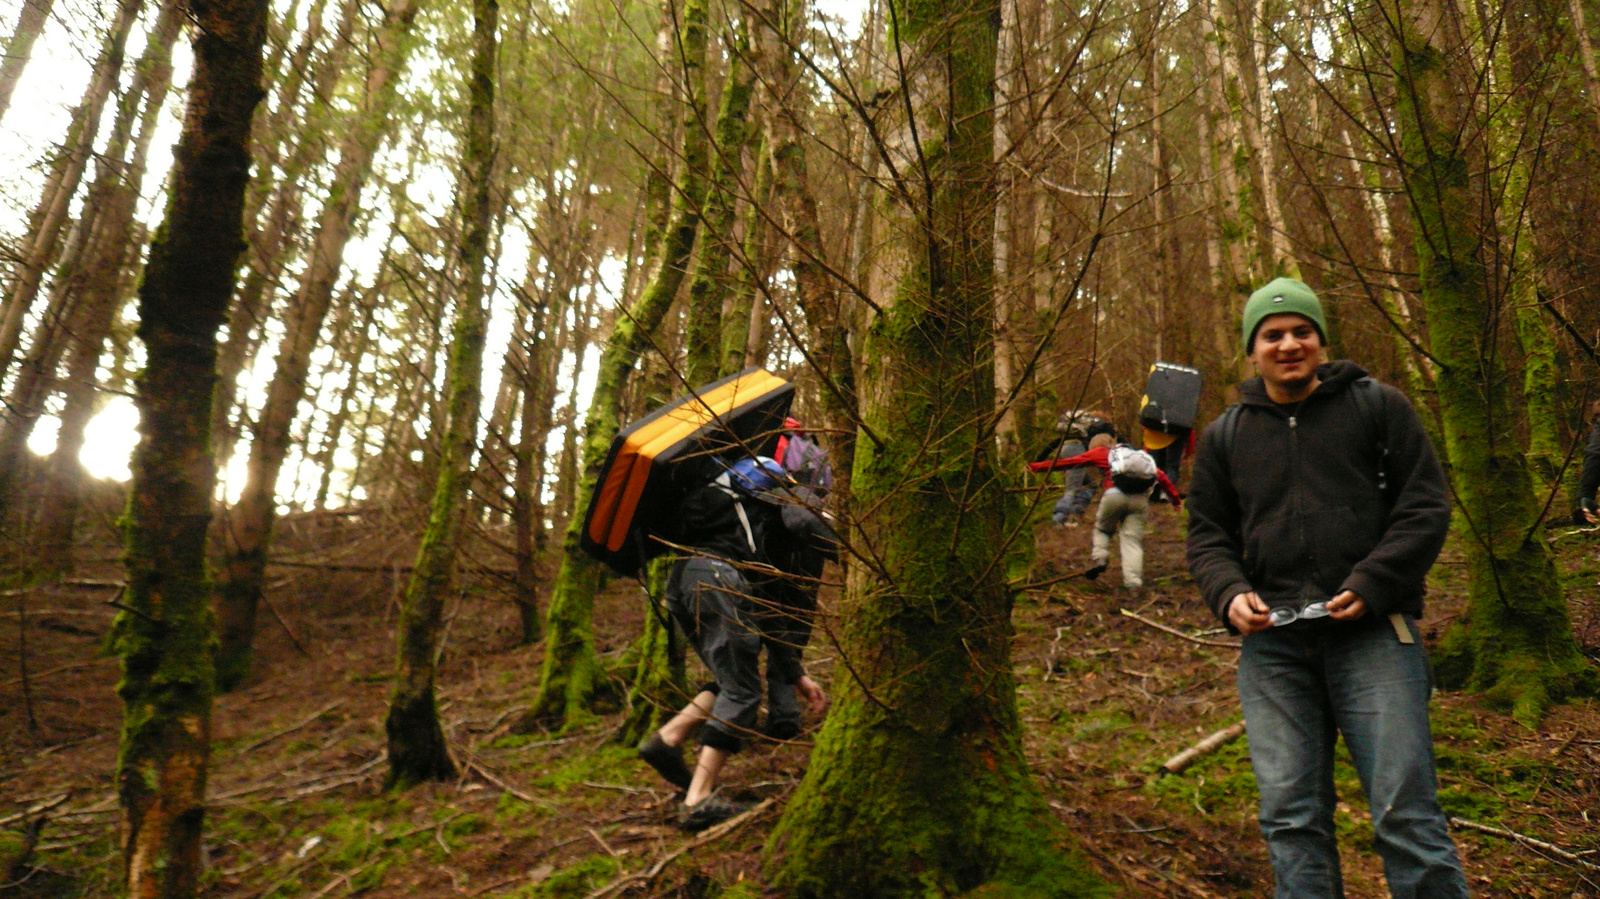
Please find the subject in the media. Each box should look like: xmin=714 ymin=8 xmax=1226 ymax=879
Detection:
xmin=1185 ymin=277 xmax=1468 ymax=899
xmin=1186 ymin=359 xmax=1451 ymax=625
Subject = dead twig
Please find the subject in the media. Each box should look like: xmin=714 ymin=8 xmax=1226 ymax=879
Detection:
xmin=238 ymin=700 xmax=346 ymax=754
xmin=0 ymin=794 xmax=70 ymax=830
xmin=587 ymin=827 xmax=619 ymax=858
xmin=584 ymin=799 xmax=776 ymax=899
xmin=1156 ymin=722 xmax=1247 ymax=777
xmin=582 ymin=781 xmax=650 ymax=794
xmin=1042 ymin=626 xmax=1067 ymax=682
xmin=1119 ymin=608 xmax=1241 ymax=649
xmin=1449 ymin=817 xmax=1600 ymax=871
xmin=462 ymin=756 xmax=537 ymax=803
xmin=0 ymin=656 xmax=117 ymax=689
xmin=261 ymin=594 xmax=310 ymax=656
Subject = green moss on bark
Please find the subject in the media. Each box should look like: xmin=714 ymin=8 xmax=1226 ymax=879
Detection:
xmin=617 ymin=557 xmax=687 ymax=745
xmin=1390 ymin=0 xmax=1594 ymax=723
xmin=520 ymin=0 xmax=710 ymax=732
xmin=763 ymin=0 xmax=1103 ymax=892
xmin=117 ymin=0 xmax=268 ymax=890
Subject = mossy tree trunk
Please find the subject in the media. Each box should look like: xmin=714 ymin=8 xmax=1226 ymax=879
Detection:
xmin=1387 ymin=0 xmax=1595 ymax=724
xmin=514 ymin=0 xmax=711 ymax=733
xmin=215 ymin=0 xmax=421 ymax=692
xmin=510 ymin=295 xmax=555 ymax=646
xmin=759 ymin=0 xmax=857 ymax=485
xmin=719 ymin=139 xmax=773 ymax=377
xmin=617 ymin=17 xmax=752 ymax=746
xmin=385 ymin=0 xmax=498 ymax=790
xmin=1485 ymin=3 xmax=1566 ymax=490
xmin=115 ymin=0 xmax=267 ymax=891
xmin=763 ymin=0 xmax=1104 ymax=895
xmin=683 ymin=17 xmax=753 ymax=389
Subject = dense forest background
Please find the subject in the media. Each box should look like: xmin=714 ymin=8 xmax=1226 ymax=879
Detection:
xmin=1 ymin=0 xmax=1599 ymax=893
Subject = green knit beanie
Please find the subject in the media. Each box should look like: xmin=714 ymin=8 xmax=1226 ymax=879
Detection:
xmin=1241 ymin=277 xmax=1328 ymax=351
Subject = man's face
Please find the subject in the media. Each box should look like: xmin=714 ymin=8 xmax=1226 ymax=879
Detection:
xmin=1249 ymin=313 xmax=1325 ymax=392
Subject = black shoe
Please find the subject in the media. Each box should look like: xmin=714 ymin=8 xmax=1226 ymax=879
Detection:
xmin=1084 ymin=563 xmax=1108 ymax=581
xmin=638 ymin=734 xmax=692 ymax=791
xmin=677 ymin=793 xmax=752 ymax=832
xmin=763 ymin=717 xmax=800 ymax=741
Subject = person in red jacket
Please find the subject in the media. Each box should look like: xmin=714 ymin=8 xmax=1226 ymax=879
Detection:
xmin=1029 ymin=433 xmax=1180 ymax=590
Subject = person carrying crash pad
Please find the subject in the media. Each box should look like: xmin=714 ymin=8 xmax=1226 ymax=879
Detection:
xmin=635 ymin=456 xmax=832 ymax=831
xmin=1029 ymin=432 xmax=1181 ymax=592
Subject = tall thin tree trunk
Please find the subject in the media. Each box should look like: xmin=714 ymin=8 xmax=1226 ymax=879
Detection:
xmin=1198 ymin=0 xmax=1255 ymax=386
xmin=385 ymin=0 xmax=497 ymax=789
xmin=1242 ymin=0 xmax=1297 ymax=277
xmin=211 ymin=0 xmax=358 ymax=472
xmin=215 ymin=0 xmax=422 ymax=692
xmin=764 ymin=0 xmax=1102 ymax=891
xmin=0 ymin=0 xmax=55 ymax=125
xmin=720 ymin=138 xmax=772 ymax=377
xmin=312 ymin=292 xmax=378 ymax=510
xmin=115 ymin=0 xmax=267 ymax=892
xmin=0 ymin=0 xmax=143 ymax=383
xmin=0 ymin=2 xmax=180 ymax=519
xmin=509 ymin=295 xmax=555 ymax=646
xmin=1566 ymin=0 xmax=1600 ymax=130
xmin=759 ymin=0 xmax=857 ymax=479
xmin=514 ymin=0 xmax=712 ymax=731
xmin=684 ymin=19 xmax=753 ymax=388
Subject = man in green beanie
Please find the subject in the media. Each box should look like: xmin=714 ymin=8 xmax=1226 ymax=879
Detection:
xmin=1186 ymin=277 xmax=1470 ymax=897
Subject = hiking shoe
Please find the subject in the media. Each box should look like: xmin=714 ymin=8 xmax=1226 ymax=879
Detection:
xmin=677 ymin=793 xmax=752 ymax=832
xmin=763 ymin=717 xmax=801 ymax=741
xmin=638 ymin=734 xmax=692 ymax=791
xmin=1084 ymin=562 xmax=1108 ymax=581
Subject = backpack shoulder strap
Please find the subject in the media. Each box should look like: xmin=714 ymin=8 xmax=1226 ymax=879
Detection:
xmin=1348 ymin=377 xmax=1391 ymax=495
xmin=1215 ymin=403 xmax=1246 ymax=475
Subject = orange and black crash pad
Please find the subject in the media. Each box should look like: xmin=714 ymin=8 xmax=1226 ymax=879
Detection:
xmin=579 ymin=367 xmax=794 ymax=577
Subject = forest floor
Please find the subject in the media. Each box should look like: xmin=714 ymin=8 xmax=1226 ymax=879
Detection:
xmin=2 ymin=503 xmax=1599 ymax=898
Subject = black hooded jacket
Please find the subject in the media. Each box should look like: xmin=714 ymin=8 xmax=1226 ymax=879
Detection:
xmin=1185 ymin=360 xmax=1450 ymax=627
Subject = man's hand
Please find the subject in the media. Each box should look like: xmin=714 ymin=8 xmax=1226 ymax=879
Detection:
xmin=1327 ymin=589 xmax=1367 ymax=621
xmin=1227 ymin=591 xmax=1272 ymax=635
xmin=796 ymin=675 xmax=827 ymax=717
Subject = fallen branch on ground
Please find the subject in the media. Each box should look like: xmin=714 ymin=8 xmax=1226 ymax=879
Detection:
xmin=1043 ymin=627 xmax=1067 ymax=682
xmin=239 ymin=700 xmax=346 ymax=754
xmin=1449 ymin=817 xmax=1600 ymax=871
xmin=0 ymin=795 xmax=70 ymax=831
xmin=585 ymin=799 xmax=776 ymax=899
xmin=0 ymin=657 xmax=117 ymax=689
xmin=1157 ymin=722 xmax=1246 ymax=777
xmin=1119 ymin=608 xmax=1240 ymax=649
xmin=463 ymin=756 xmax=537 ymax=803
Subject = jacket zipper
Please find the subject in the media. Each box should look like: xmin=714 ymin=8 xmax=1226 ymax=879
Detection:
xmin=1288 ymin=408 xmax=1310 ymax=587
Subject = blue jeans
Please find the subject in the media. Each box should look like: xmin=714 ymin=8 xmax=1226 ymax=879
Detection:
xmin=1238 ymin=614 xmax=1469 ymax=899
